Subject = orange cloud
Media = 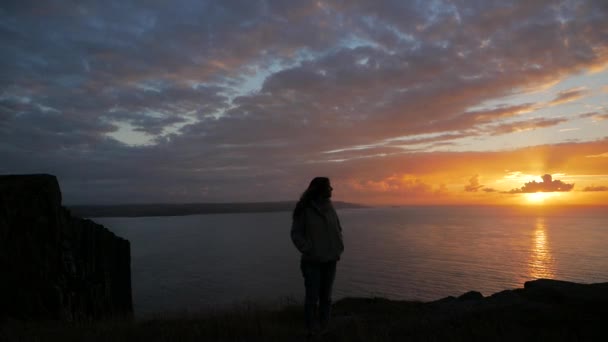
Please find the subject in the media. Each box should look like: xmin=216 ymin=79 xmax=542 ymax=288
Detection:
xmin=348 ymin=174 xmax=432 ymax=194
xmin=547 ymin=87 xmax=589 ymax=106
xmin=583 ymin=185 xmax=608 ymax=192
xmin=586 ymin=152 xmax=608 ymax=158
xmin=580 ymin=112 xmax=608 ymax=122
xmin=327 ymin=139 xmax=608 ymax=205
xmin=341 ymin=174 xmax=451 ymax=204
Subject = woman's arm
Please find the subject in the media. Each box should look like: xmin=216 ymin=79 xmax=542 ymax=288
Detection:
xmin=290 ymin=213 xmax=311 ymax=253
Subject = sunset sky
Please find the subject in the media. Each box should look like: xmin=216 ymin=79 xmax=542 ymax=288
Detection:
xmin=1 ymin=0 xmax=607 ymax=205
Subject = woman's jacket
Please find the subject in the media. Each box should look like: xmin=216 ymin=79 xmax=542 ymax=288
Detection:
xmin=291 ymin=201 xmax=344 ymax=262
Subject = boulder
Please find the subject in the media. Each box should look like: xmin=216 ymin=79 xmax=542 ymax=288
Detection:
xmin=457 ymin=291 xmax=483 ymax=301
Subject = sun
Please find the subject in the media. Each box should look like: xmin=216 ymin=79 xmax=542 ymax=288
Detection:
xmin=525 ymin=192 xmax=560 ymax=204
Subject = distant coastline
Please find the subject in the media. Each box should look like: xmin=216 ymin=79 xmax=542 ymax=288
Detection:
xmin=68 ymin=201 xmax=366 ymax=218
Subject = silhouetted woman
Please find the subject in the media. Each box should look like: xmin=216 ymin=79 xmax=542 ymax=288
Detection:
xmin=291 ymin=177 xmax=344 ymax=337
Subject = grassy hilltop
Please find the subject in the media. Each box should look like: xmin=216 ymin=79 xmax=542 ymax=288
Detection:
xmin=2 ymin=279 xmax=607 ymax=341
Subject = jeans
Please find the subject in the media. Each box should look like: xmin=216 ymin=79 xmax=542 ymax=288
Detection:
xmin=300 ymin=259 xmax=337 ymax=332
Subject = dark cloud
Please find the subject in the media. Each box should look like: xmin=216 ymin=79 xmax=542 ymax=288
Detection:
xmin=508 ymin=174 xmax=574 ymax=193
xmin=464 ymin=174 xmax=483 ymax=192
xmin=583 ymin=186 xmax=608 ymax=192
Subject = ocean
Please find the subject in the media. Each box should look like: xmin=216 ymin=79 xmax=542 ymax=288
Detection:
xmin=96 ymin=206 xmax=608 ymax=316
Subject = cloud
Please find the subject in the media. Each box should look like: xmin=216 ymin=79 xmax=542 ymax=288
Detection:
xmin=586 ymin=152 xmax=608 ymax=158
xmin=583 ymin=185 xmax=608 ymax=192
xmin=580 ymin=112 xmax=608 ymax=121
xmin=341 ymin=174 xmax=450 ymax=204
xmin=464 ymin=174 xmax=483 ymax=192
xmin=486 ymin=118 xmax=568 ymax=135
xmin=349 ymin=175 xmax=433 ymax=194
xmin=1 ymin=0 xmax=608 ymax=203
xmin=508 ymin=174 xmax=574 ymax=193
xmin=547 ymin=87 xmax=590 ymax=106
xmin=467 ymin=103 xmax=536 ymax=123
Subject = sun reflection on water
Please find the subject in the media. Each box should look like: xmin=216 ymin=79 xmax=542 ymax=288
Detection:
xmin=529 ymin=217 xmax=555 ymax=279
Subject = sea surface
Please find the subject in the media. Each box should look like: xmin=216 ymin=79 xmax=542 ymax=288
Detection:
xmin=96 ymin=206 xmax=608 ymax=316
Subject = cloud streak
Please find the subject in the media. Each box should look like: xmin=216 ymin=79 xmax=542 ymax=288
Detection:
xmin=486 ymin=118 xmax=569 ymax=136
xmin=583 ymin=185 xmax=608 ymax=192
xmin=580 ymin=112 xmax=608 ymax=122
xmin=547 ymin=87 xmax=589 ymax=106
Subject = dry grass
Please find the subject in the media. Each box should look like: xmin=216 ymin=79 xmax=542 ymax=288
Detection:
xmin=1 ymin=295 xmax=606 ymax=341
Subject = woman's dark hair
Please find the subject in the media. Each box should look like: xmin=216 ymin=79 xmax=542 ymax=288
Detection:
xmin=292 ymin=177 xmax=330 ymax=219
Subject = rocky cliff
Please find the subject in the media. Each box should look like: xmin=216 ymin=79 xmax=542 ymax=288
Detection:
xmin=0 ymin=174 xmax=132 ymax=321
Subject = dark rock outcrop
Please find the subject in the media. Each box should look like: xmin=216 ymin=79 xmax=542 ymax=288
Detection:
xmin=334 ymin=279 xmax=608 ymax=340
xmin=0 ymin=174 xmax=132 ymax=321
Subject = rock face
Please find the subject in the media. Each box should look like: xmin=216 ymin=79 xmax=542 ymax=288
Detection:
xmin=0 ymin=174 xmax=132 ymax=321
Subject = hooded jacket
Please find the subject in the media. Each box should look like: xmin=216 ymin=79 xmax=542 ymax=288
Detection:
xmin=291 ymin=200 xmax=344 ymax=262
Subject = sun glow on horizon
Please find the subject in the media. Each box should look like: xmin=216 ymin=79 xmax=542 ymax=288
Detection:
xmin=524 ymin=192 xmax=562 ymax=204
